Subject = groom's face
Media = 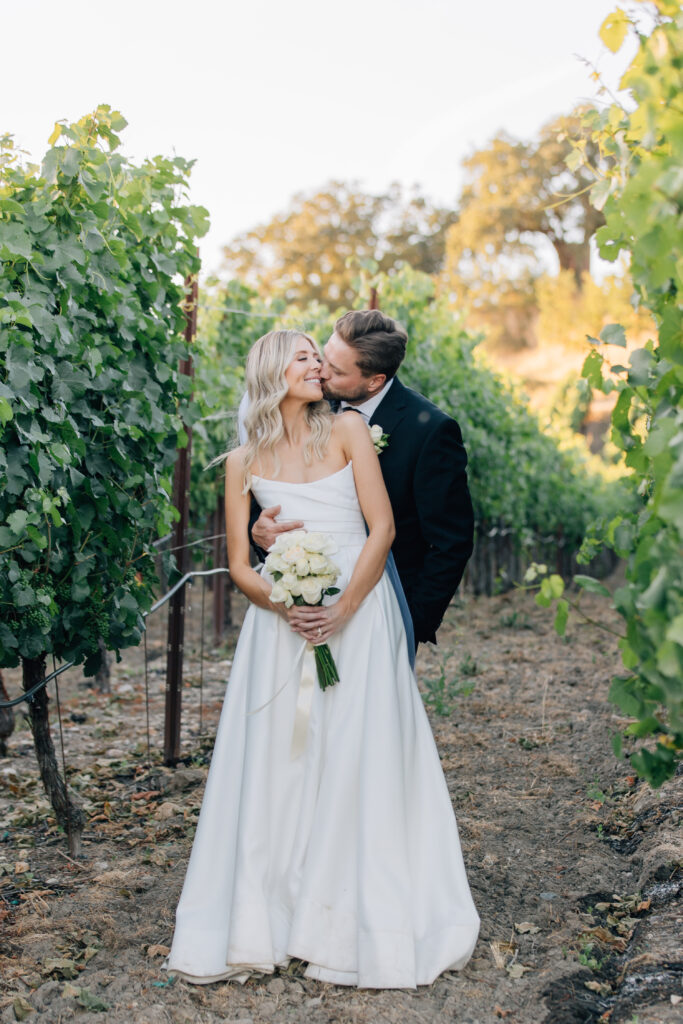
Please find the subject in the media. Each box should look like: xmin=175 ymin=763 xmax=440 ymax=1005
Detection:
xmin=320 ymin=333 xmax=385 ymax=404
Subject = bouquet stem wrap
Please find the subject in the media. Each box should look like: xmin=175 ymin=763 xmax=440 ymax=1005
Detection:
xmin=312 ymin=638 xmax=339 ymax=690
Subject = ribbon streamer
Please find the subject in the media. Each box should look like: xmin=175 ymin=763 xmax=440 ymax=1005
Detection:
xmin=290 ymin=642 xmax=316 ymax=760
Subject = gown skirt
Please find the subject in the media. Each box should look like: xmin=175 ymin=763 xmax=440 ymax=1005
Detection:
xmin=164 ymin=462 xmax=479 ymax=988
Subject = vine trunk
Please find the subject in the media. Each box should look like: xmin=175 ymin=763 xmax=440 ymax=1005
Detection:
xmin=21 ymin=656 xmax=85 ymax=857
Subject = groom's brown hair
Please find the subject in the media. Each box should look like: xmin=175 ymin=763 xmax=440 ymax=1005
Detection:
xmin=334 ymin=310 xmax=407 ymax=380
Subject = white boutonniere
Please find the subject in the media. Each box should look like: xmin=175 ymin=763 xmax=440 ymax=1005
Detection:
xmin=369 ymin=423 xmax=389 ymax=454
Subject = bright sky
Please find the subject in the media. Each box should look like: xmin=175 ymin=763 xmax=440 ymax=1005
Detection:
xmin=3 ymin=0 xmax=634 ymax=276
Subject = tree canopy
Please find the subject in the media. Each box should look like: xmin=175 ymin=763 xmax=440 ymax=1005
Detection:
xmin=221 ymin=181 xmax=455 ymax=307
xmin=444 ymin=109 xmax=607 ymax=311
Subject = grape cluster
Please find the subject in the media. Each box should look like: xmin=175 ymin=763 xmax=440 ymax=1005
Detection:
xmin=51 ymin=575 xmax=112 ymax=664
xmin=91 ymin=600 xmax=111 ymax=645
xmin=24 ymin=602 xmax=52 ymax=635
xmin=2 ymin=555 xmax=157 ymax=665
xmin=6 ymin=568 xmax=55 ymax=635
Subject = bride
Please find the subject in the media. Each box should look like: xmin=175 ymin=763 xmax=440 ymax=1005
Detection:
xmin=164 ymin=328 xmax=479 ymax=988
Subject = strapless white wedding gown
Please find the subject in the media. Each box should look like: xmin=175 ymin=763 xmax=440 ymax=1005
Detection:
xmin=164 ymin=462 xmax=479 ymax=988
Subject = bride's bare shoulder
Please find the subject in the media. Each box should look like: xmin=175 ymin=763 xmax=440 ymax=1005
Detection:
xmin=332 ymin=410 xmax=366 ymax=437
xmin=226 ymin=445 xmax=246 ymax=466
xmin=224 ymin=446 xmax=248 ymax=487
xmin=332 ymin=410 xmax=370 ymax=446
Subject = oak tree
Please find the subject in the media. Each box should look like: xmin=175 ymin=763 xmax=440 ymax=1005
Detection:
xmin=222 ymin=181 xmax=455 ymax=307
xmin=444 ymin=109 xmax=607 ymax=322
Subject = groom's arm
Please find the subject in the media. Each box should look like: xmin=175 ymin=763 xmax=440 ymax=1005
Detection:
xmin=248 ymin=495 xmax=269 ymax=564
xmin=249 ymin=498 xmax=306 ymax=561
xmin=409 ymin=418 xmax=474 ymax=644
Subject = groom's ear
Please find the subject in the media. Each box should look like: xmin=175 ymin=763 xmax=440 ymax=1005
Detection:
xmin=365 ymin=373 xmax=387 ymax=396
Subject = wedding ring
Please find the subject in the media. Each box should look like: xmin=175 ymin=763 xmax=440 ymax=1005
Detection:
xmin=317 ymin=627 xmax=322 ymax=637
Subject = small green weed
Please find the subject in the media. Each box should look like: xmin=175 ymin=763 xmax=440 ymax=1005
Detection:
xmin=458 ymin=653 xmax=479 ymax=677
xmin=499 ymin=610 xmax=533 ymax=630
xmin=586 ymin=779 xmax=607 ymax=803
xmin=577 ymin=938 xmax=604 ymax=972
xmin=422 ymin=659 xmax=476 ymax=717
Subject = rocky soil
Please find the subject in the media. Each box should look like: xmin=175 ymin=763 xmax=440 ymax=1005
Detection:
xmin=1 ymin=578 xmax=680 ymax=1024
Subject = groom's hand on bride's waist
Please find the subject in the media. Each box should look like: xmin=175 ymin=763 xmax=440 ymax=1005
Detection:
xmin=253 ymin=505 xmax=305 ymax=551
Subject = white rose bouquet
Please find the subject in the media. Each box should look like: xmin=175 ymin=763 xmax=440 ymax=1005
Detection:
xmin=266 ymin=530 xmax=341 ymax=690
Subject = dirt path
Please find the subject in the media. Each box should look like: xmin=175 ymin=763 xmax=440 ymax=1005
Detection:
xmin=1 ymin=580 xmax=680 ymax=1024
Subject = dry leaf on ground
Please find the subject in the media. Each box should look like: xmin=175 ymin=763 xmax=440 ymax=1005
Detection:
xmin=146 ymin=944 xmax=171 ymax=958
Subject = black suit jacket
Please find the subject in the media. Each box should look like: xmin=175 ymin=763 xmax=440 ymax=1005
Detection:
xmin=368 ymin=377 xmax=473 ymax=644
xmin=247 ymin=376 xmax=474 ymax=645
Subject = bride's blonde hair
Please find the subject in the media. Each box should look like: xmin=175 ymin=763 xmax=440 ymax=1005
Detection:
xmin=241 ymin=329 xmax=333 ymax=490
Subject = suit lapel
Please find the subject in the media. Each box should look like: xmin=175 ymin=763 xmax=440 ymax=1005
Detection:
xmin=368 ymin=376 xmax=409 ymax=435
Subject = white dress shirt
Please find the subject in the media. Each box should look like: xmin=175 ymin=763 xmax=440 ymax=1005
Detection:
xmin=340 ymin=377 xmax=394 ymax=423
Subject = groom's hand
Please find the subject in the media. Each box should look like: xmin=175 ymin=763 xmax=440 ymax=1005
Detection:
xmin=252 ymin=505 xmax=304 ymax=551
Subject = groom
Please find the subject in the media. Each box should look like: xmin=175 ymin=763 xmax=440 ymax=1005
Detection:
xmin=250 ymin=309 xmax=474 ymax=649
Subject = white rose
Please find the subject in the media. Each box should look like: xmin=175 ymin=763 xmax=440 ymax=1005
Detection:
xmin=272 ymin=530 xmax=306 ymax=553
xmin=280 ymin=572 xmax=302 ymax=596
xmin=269 ymin=581 xmax=293 ymax=608
xmin=295 ymin=557 xmax=310 ymax=576
xmin=282 ymin=544 xmax=306 ymax=565
xmin=316 ymin=573 xmax=336 ymax=589
xmin=368 ymin=422 xmax=388 ymax=453
xmin=264 ymin=552 xmax=288 ymax=574
xmin=299 ymin=577 xmax=323 ymax=605
xmin=301 ymin=532 xmax=327 ymax=552
xmin=308 ymin=553 xmax=329 ymax=574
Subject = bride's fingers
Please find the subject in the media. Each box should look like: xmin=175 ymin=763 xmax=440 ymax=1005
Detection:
xmin=288 ymin=610 xmax=326 ymax=626
xmin=292 ymin=621 xmax=327 ymax=634
xmin=294 ymin=626 xmax=327 ymax=641
xmin=290 ymin=618 xmax=331 ymax=639
xmin=288 ymin=605 xmax=321 ymax=617
xmin=292 ymin=627 xmax=324 ymax=639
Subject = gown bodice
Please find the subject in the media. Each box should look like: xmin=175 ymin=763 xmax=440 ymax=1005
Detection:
xmin=250 ymin=462 xmax=367 ymax=549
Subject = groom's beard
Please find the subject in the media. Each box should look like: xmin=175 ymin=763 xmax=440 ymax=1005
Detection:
xmin=321 ymin=381 xmax=372 ymax=404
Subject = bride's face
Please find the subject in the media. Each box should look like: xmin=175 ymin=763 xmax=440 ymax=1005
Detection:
xmin=284 ymin=338 xmax=323 ymax=402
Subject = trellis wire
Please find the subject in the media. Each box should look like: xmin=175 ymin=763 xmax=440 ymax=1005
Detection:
xmin=0 ymin=567 xmax=231 ymax=711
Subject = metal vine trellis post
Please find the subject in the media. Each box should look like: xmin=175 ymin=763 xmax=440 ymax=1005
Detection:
xmin=163 ymin=270 xmax=198 ymax=765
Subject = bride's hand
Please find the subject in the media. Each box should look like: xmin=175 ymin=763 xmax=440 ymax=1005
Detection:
xmin=286 ymin=603 xmax=351 ymax=644
xmin=271 ymin=604 xmax=302 ymax=628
